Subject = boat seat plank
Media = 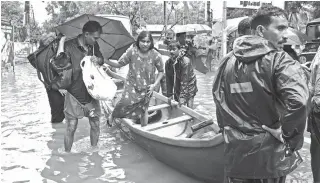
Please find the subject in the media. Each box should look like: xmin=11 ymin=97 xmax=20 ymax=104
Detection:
xmin=152 ymin=92 xmax=220 ymax=134
xmin=158 ymin=49 xmax=170 ymax=56
xmin=143 ymin=115 xmax=193 ymax=131
xmin=116 ymin=89 xmax=124 ymax=94
xmin=148 ymin=103 xmax=177 ymax=112
xmin=148 ymin=104 xmax=170 ymax=112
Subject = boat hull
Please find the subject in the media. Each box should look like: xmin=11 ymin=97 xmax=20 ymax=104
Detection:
xmin=130 ymin=128 xmax=224 ymax=183
xmin=111 ymin=116 xmax=225 ymax=183
xmin=104 ymin=81 xmax=225 ymax=182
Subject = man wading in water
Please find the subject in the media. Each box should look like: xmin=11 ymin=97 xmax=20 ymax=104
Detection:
xmin=212 ymin=5 xmax=309 ymax=183
xmin=54 ymin=21 xmax=105 ymax=152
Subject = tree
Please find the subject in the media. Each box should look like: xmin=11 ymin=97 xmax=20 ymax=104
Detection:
xmin=227 ymin=8 xmax=253 ymax=19
xmin=1 ymin=1 xmax=24 ymax=41
xmin=42 ymin=1 xmax=208 ymax=35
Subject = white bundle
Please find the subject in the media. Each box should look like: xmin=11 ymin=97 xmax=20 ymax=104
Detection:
xmin=80 ymin=56 xmax=117 ymax=101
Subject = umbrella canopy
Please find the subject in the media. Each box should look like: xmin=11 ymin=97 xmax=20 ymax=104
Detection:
xmin=211 ymin=16 xmax=249 ymax=37
xmin=55 ymin=14 xmax=135 ymax=60
xmin=284 ymin=27 xmax=312 ymax=45
xmin=172 ymin=24 xmax=211 ymax=34
xmin=184 ymin=24 xmax=212 ymax=34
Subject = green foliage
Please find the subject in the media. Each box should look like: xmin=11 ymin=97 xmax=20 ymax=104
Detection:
xmin=41 ymin=1 xmax=207 ymax=34
xmin=227 ymin=8 xmax=253 ymax=19
xmin=1 ymin=1 xmax=24 ymax=41
xmin=1 ymin=1 xmax=24 ymax=25
xmin=1 ymin=1 xmax=43 ymax=42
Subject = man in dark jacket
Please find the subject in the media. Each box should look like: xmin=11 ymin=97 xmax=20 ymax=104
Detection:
xmin=57 ymin=21 xmax=105 ymax=152
xmin=309 ymin=47 xmax=320 ymax=183
xmin=212 ymin=5 xmax=309 ymax=183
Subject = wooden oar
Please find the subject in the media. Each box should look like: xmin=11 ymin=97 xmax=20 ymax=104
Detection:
xmin=187 ymin=119 xmax=214 ymax=138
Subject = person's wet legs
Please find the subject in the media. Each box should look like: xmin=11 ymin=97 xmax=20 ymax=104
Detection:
xmin=46 ymin=89 xmax=65 ymax=123
xmin=187 ymin=97 xmax=194 ymax=109
xmin=88 ymin=116 xmax=100 ymax=147
xmin=160 ymin=77 xmax=167 ymax=96
xmin=88 ymin=100 xmax=101 ymax=146
xmin=311 ymin=134 xmax=320 ymax=183
xmin=64 ymin=117 xmax=78 ymax=152
xmin=141 ymin=108 xmax=148 ymax=127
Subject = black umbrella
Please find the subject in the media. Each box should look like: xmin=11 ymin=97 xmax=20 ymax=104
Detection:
xmin=55 ymin=14 xmax=135 ymax=60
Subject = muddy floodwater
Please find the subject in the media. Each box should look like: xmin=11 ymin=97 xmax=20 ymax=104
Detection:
xmin=1 ymin=63 xmax=313 ymax=183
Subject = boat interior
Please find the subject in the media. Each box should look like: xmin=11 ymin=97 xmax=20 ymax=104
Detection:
xmin=103 ymin=79 xmax=221 ymax=141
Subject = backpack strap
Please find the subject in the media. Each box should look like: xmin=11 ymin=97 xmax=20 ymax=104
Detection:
xmin=311 ymin=111 xmax=320 ymax=144
xmin=34 ymin=51 xmax=51 ymax=89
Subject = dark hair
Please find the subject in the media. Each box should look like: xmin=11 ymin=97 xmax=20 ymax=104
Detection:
xmin=135 ymin=31 xmax=154 ymax=50
xmin=238 ymin=18 xmax=252 ymax=35
xmin=251 ymin=5 xmax=287 ymax=30
xmin=38 ymin=32 xmax=56 ymax=49
xmin=82 ymin=21 xmax=102 ymax=33
xmin=176 ymin=32 xmax=186 ymax=38
xmin=166 ymin=29 xmax=175 ymax=36
xmin=168 ymin=41 xmax=181 ymax=50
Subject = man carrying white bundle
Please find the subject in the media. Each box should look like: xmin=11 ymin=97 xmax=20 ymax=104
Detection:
xmin=55 ymin=21 xmax=105 ymax=152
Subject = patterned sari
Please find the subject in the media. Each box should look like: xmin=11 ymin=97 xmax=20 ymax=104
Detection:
xmin=112 ymin=47 xmax=164 ymax=120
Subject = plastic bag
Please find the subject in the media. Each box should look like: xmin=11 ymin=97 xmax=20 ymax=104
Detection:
xmin=80 ymin=56 xmax=117 ymax=100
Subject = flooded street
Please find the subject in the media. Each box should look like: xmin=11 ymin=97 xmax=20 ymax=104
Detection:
xmin=1 ymin=63 xmax=314 ymax=183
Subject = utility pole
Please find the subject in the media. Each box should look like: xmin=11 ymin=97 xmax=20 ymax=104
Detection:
xmin=23 ymin=1 xmax=30 ymax=26
xmin=139 ymin=1 xmax=141 ymax=28
xmin=222 ymin=1 xmax=227 ymax=57
xmin=164 ymin=1 xmax=167 ymax=32
xmin=183 ymin=1 xmax=190 ymax=25
xmin=24 ymin=1 xmax=31 ymax=56
xmin=205 ymin=1 xmax=207 ymax=22
xmin=207 ymin=1 xmax=211 ymax=27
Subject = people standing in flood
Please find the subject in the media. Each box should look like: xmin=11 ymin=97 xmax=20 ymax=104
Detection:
xmin=156 ymin=29 xmax=175 ymax=52
xmin=228 ymin=18 xmax=253 ymax=52
xmin=155 ymin=29 xmax=176 ymax=97
xmin=212 ymin=5 xmax=309 ymax=183
xmin=54 ymin=21 xmax=105 ymax=152
xmin=238 ymin=17 xmax=253 ymax=36
xmin=166 ymin=41 xmax=197 ymax=108
xmin=36 ymin=33 xmax=65 ymax=124
xmin=105 ymin=31 xmax=164 ymax=127
xmin=176 ymin=32 xmax=196 ymax=61
xmin=308 ymin=46 xmax=320 ymax=183
xmin=163 ymin=29 xmax=175 ymax=48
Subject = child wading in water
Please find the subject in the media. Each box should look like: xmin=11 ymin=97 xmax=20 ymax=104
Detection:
xmin=165 ymin=41 xmax=198 ymax=108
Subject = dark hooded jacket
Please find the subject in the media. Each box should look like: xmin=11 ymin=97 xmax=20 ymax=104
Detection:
xmin=165 ymin=56 xmax=198 ymax=101
xmin=212 ymin=35 xmax=309 ymax=179
xmin=308 ymin=47 xmax=320 ymax=142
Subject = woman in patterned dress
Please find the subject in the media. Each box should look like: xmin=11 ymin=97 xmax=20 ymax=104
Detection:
xmin=105 ymin=31 xmax=164 ymax=126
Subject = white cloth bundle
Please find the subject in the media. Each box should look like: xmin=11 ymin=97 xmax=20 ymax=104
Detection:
xmin=80 ymin=56 xmax=117 ymax=101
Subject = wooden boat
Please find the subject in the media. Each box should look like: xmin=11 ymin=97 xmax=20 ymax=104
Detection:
xmin=101 ymin=79 xmax=225 ymax=183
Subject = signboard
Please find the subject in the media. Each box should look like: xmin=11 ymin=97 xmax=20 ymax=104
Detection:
xmin=1 ymin=23 xmax=13 ymax=41
xmin=211 ymin=0 xmax=284 ymax=21
xmin=227 ymin=1 xmax=273 ymax=9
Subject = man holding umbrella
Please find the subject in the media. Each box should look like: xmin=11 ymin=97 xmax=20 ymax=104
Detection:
xmin=54 ymin=14 xmax=135 ymax=152
xmin=57 ymin=20 xmax=105 ymax=152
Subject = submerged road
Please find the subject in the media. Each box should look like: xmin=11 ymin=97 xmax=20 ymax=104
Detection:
xmin=1 ymin=63 xmax=313 ymax=183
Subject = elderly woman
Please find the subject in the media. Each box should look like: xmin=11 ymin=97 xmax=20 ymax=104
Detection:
xmin=105 ymin=31 xmax=164 ymax=126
